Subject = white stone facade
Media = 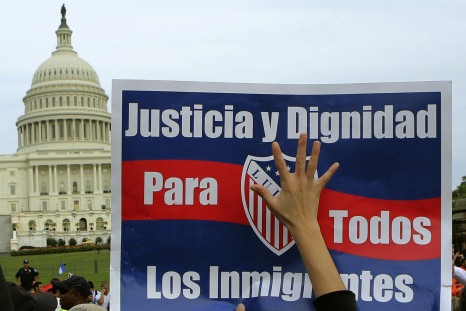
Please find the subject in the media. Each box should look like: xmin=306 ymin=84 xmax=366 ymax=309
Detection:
xmin=0 ymin=6 xmax=111 ymax=252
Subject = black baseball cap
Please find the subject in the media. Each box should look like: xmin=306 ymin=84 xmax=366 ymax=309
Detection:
xmin=23 ymin=259 xmax=29 ymax=264
xmin=52 ymin=275 xmax=91 ymax=297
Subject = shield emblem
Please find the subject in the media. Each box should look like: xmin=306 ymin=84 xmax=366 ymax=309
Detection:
xmin=241 ymin=153 xmax=313 ymax=256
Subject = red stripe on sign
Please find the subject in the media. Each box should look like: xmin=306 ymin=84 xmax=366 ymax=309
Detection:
xmin=122 ymin=160 xmax=249 ymax=225
xmin=122 ymin=159 xmax=440 ymax=260
xmin=318 ymin=189 xmax=441 ymax=260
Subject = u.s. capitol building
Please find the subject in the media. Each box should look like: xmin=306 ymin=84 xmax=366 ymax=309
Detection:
xmin=0 ymin=6 xmax=111 ymax=252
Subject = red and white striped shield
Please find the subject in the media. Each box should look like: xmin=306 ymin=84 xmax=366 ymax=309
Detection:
xmin=241 ymin=153 xmax=311 ymax=256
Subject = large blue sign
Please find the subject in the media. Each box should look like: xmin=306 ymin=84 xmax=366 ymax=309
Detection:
xmin=111 ymin=81 xmax=451 ymax=311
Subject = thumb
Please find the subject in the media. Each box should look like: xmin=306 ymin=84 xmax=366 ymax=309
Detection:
xmin=235 ymin=303 xmax=246 ymax=311
xmin=250 ymin=184 xmax=277 ymax=208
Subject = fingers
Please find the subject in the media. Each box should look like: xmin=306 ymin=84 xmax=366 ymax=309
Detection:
xmin=317 ymin=162 xmax=339 ymax=188
xmin=306 ymin=141 xmax=321 ymax=180
xmin=272 ymin=138 xmax=338 ymax=190
xmin=272 ymin=141 xmax=290 ymax=185
xmin=250 ymin=184 xmax=278 ymax=210
xmin=236 ymin=303 xmax=246 ymax=311
xmin=295 ymin=133 xmax=308 ymax=176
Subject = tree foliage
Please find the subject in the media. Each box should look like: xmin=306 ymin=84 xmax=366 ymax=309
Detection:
xmin=453 ymin=177 xmax=466 ymax=208
xmin=453 ymin=178 xmax=466 ymax=200
xmin=47 ymin=238 xmax=58 ymax=247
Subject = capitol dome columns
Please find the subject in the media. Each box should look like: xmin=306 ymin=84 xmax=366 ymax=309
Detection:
xmin=26 ymin=162 xmax=110 ymax=198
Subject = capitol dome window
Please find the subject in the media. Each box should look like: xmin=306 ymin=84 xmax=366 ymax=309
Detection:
xmin=42 ymin=201 xmax=47 ymax=211
xmin=59 ymin=123 xmax=64 ymax=139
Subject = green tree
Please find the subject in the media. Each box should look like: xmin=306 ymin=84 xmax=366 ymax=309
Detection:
xmin=69 ymin=238 xmax=77 ymax=246
xmin=47 ymin=238 xmax=58 ymax=247
xmin=58 ymin=239 xmax=65 ymax=247
xmin=453 ymin=177 xmax=466 ymax=200
xmin=453 ymin=177 xmax=466 ymax=208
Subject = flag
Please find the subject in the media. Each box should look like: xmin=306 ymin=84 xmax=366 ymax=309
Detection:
xmin=57 ymin=261 xmax=66 ymax=276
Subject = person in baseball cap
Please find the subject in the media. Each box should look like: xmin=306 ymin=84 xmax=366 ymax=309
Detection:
xmin=52 ymin=276 xmax=91 ymax=310
xmin=15 ymin=259 xmax=40 ymax=291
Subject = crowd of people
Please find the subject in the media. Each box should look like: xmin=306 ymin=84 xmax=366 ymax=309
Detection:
xmin=452 ymin=250 xmax=466 ymax=310
xmin=5 ymin=259 xmax=110 ymax=311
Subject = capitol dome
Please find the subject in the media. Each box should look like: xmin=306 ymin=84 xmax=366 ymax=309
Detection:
xmin=16 ymin=5 xmax=110 ymax=153
xmin=0 ymin=4 xmax=112 ymax=256
xmin=31 ymin=51 xmax=100 ymax=86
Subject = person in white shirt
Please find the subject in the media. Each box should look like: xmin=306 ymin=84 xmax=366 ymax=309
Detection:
xmin=95 ymin=283 xmax=109 ymax=310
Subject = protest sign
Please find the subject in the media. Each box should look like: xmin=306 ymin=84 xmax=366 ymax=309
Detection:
xmin=111 ymin=80 xmax=451 ymax=311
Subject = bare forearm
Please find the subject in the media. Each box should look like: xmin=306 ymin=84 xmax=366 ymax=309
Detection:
xmin=292 ymin=224 xmax=346 ymax=298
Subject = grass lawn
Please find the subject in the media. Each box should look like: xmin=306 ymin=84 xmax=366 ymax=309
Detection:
xmin=0 ymin=249 xmax=110 ymax=287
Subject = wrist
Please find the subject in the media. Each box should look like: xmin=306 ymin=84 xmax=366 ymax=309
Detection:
xmin=289 ymin=221 xmax=321 ymax=242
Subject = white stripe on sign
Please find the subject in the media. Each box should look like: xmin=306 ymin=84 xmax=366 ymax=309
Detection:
xmin=274 ymin=217 xmax=280 ymax=249
xmin=257 ymin=195 xmax=263 ymax=233
xmin=249 ymin=178 xmax=254 ymax=220
xmin=266 ymin=208 xmax=271 ymax=242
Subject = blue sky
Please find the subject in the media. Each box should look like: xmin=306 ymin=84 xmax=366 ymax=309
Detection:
xmin=1 ymin=0 xmax=465 ymax=189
